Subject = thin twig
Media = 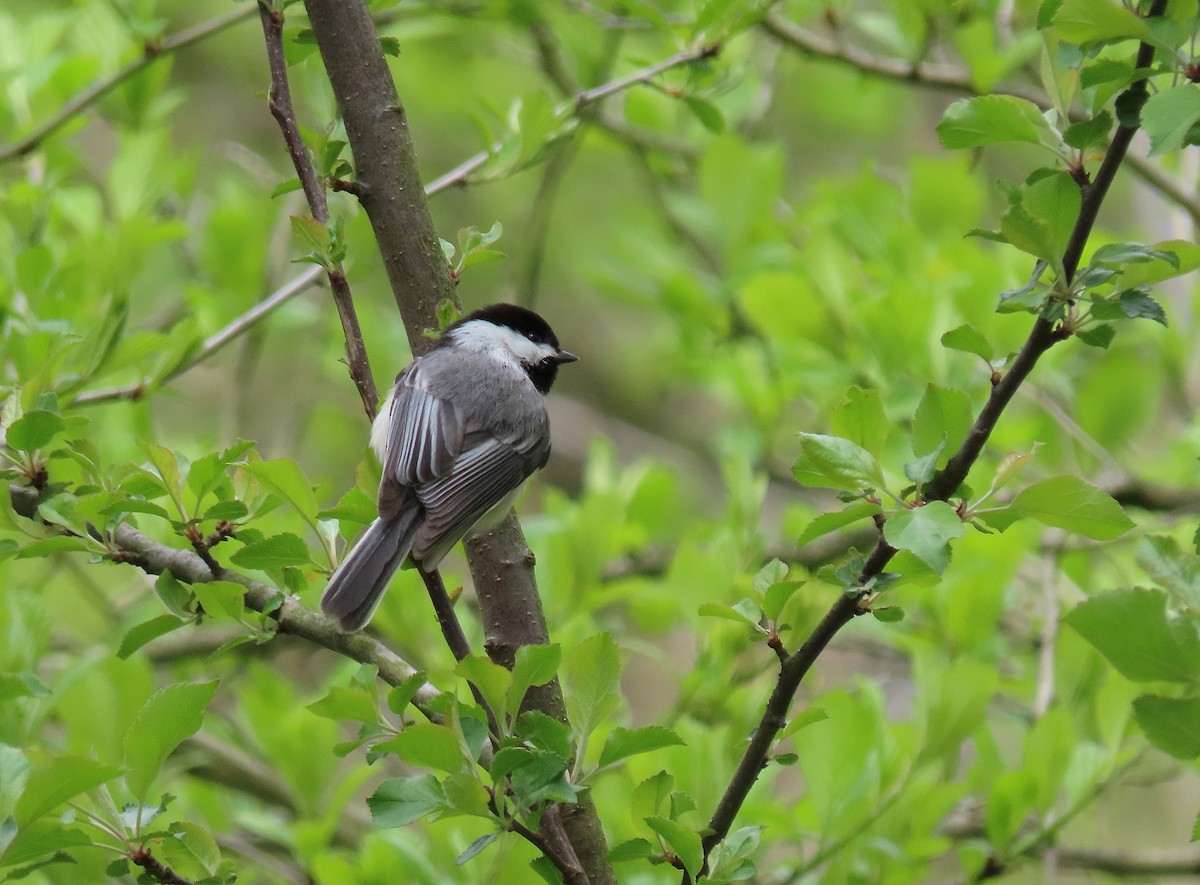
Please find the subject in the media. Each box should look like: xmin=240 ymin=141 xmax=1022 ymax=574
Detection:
xmin=418 ymin=569 xmax=503 ymax=748
xmin=8 ymin=482 xmax=442 ymax=715
xmin=257 ymin=1 xmax=377 ymax=418
xmin=693 ymin=3 xmax=1170 ymax=878
xmin=424 ymin=40 xmax=722 ymax=196
xmin=0 ymin=6 xmax=255 ymax=162
xmin=72 ymin=264 xmax=324 ymax=406
xmin=575 ymin=42 xmax=721 ymax=106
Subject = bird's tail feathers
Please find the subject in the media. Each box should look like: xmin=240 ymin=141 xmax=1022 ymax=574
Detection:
xmin=321 ymin=511 xmax=419 ymax=631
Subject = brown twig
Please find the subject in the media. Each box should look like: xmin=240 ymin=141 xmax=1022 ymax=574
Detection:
xmin=423 ymin=40 xmax=722 ymax=197
xmin=257 ymin=1 xmax=377 ymax=418
xmin=693 ymin=3 xmax=1170 ymax=878
xmin=73 ymin=264 xmax=324 ymax=406
xmin=128 ymin=846 xmax=195 ymax=885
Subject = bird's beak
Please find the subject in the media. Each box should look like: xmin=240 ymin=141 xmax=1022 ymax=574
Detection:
xmin=553 ymin=349 xmax=579 ymax=364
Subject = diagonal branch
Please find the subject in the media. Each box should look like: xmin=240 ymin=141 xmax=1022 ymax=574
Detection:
xmin=424 ymin=40 xmax=721 ymax=196
xmin=694 ymin=3 xmax=1170 ymax=878
xmin=0 ymin=6 xmax=255 ymax=163
xmin=7 ymin=483 xmax=441 ymax=714
xmin=72 ymin=264 xmax=325 ymax=407
xmin=257 ymin=1 xmax=377 ymax=418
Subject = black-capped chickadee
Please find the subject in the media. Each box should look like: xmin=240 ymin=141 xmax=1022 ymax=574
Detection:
xmin=321 ymin=303 xmax=577 ymax=631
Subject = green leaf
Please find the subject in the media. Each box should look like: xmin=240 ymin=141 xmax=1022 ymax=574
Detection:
xmin=608 ymin=838 xmax=655 ymax=862
xmin=442 ymin=772 xmax=492 ymax=817
xmin=117 ymin=615 xmax=186 ymax=659
xmin=192 ymin=580 xmax=246 ymax=621
xmin=904 ymin=438 xmax=946 ymax=485
xmin=515 ymin=711 xmax=573 ymax=758
xmin=367 ymin=775 xmax=447 ymax=827
xmin=1076 ymin=324 xmax=1116 ymax=348
xmin=986 ymin=770 xmax=1039 ymax=852
xmin=5 ymin=411 xmax=66 ymax=452
xmin=1117 ymin=289 xmax=1168 ymax=326
xmin=645 ymin=816 xmax=702 ymax=878
xmin=1063 ymin=111 xmax=1113 ymax=149
xmin=871 ymin=605 xmax=905 ymax=623
xmin=1065 ymin=589 xmax=1200 ymax=682
xmin=123 ymin=681 xmax=219 ymax=800
xmin=306 ymin=686 xmax=380 ymax=725
xmin=793 ymin=433 xmax=885 ymax=491
xmin=1021 ymin=171 xmax=1081 ymax=264
xmin=780 ymin=706 xmax=828 ymax=739
xmin=1132 ymin=695 xmax=1200 ymax=759
xmin=456 ymin=832 xmax=498 ymax=865
xmin=752 ymin=559 xmax=788 ymax=594
xmin=508 ymin=644 xmax=561 ymax=717
xmin=632 ymin=771 xmax=674 ymax=823
xmin=230 ymin=532 xmax=311 ymax=569
xmin=940 ymin=324 xmax=994 ymax=363
xmin=1137 ymin=536 xmax=1200 ymax=610
xmin=1052 ymin=0 xmax=1152 ymax=45
xmin=598 ymin=726 xmax=685 ymax=768
xmin=0 ymin=820 xmax=90 ymax=867
xmin=1091 ymin=242 xmax=1180 ymax=268
xmin=509 ymin=749 xmax=580 ymax=806
xmin=564 ymin=633 xmax=622 ymax=750
xmin=1010 ymin=476 xmax=1134 ymax=540
xmin=883 ymin=501 xmax=966 ymax=573
xmin=936 ymin=95 xmax=1064 ymax=154
xmin=14 ymin=756 xmax=123 ymax=826
xmin=698 ymin=601 xmax=764 ymax=631
xmin=913 ymin=384 xmax=973 ymax=458
xmin=155 ymin=570 xmax=195 ymax=618
xmin=455 ymin=656 xmax=512 ymax=720
xmin=762 ymin=580 xmax=803 ymax=622
xmin=0 ymin=672 xmax=50 ymax=701
xmin=796 ymin=503 xmax=881 ymax=548
xmin=378 ymin=723 xmax=464 ymax=773
xmin=829 ymin=387 xmax=888 ymax=457
xmin=290 ymin=215 xmax=329 ymax=258
xmin=1141 ymin=85 xmax=1200 ymax=156
xmin=239 ymin=459 xmax=321 ymax=532
xmin=386 ymin=672 xmax=430 ymax=717
xmin=139 ymin=442 xmax=186 ymax=518
xmin=160 ymin=820 xmax=221 ymax=877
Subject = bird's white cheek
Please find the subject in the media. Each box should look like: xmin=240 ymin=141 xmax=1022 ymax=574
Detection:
xmin=369 ymin=390 xmax=394 ymax=463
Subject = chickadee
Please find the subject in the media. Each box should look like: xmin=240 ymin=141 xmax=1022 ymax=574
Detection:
xmin=321 ymin=303 xmax=577 ymax=632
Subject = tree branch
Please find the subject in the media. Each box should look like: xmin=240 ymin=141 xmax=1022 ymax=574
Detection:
xmin=424 ymin=40 xmax=721 ymax=196
xmin=0 ymin=6 xmax=255 ymax=163
xmin=694 ymin=3 xmax=1170 ymax=877
xmin=10 ymin=482 xmax=441 ymax=716
xmin=299 ymin=1 xmax=615 ymax=879
xmin=257 ymin=1 xmax=377 ymax=418
xmin=72 ymin=264 xmax=324 ymax=406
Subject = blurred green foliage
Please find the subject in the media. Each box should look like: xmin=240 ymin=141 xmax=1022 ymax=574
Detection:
xmin=3 ymin=0 xmax=1200 ymax=883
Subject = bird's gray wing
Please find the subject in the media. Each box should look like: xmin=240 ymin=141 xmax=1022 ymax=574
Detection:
xmin=411 ymin=429 xmax=548 ymax=568
xmin=377 ymin=363 xmax=465 ymax=519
